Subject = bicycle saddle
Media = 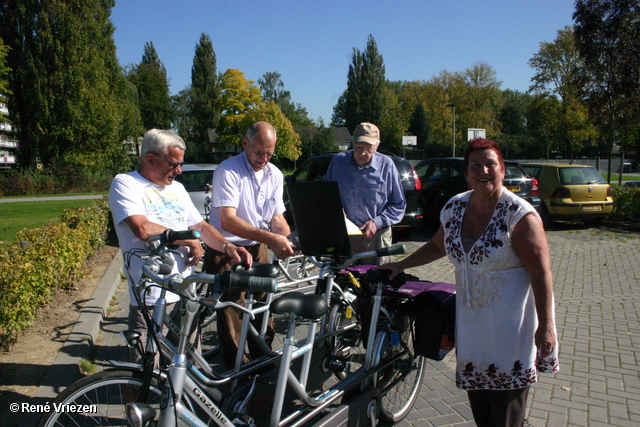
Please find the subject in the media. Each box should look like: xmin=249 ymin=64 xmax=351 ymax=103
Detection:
xmin=361 ymin=268 xmax=407 ymax=289
xmin=231 ymin=263 xmax=280 ymax=278
xmin=270 ymin=292 xmax=329 ymax=320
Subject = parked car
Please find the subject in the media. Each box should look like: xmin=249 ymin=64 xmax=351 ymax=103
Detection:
xmin=283 ymin=153 xmax=423 ymax=238
xmin=175 ymin=163 xmax=218 ymax=220
xmin=413 ymin=158 xmax=541 ymax=225
xmin=624 ymin=181 xmax=640 ymax=188
xmin=519 ymin=162 xmax=613 ymax=226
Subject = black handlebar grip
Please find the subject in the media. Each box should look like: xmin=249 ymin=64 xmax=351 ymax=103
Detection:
xmin=162 ymin=229 xmax=201 ymax=244
xmin=156 ymin=263 xmax=173 ymax=275
xmin=220 ymin=271 xmax=278 ymax=293
xmin=376 ymin=244 xmax=406 ymax=257
xmin=245 ymin=275 xmax=279 ymax=293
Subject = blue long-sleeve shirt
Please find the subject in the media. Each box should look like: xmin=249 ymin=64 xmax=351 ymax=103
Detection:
xmin=325 ymin=151 xmax=406 ymax=230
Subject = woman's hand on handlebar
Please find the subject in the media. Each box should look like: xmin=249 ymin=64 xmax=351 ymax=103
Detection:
xmin=375 ymin=261 xmax=405 ymax=280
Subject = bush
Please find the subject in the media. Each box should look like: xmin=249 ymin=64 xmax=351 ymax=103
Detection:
xmin=611 ymin=186 xmax=640 ymax=224
xmin=0 ymin=198 xmax=110 ymax=349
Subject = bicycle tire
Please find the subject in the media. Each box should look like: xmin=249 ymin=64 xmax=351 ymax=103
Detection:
xmin=36 ymin=368 xmax=162 ymax=427
xmin=325 ymin=300 xmax=364 ymax=380
xmin=372 ymin=313 xmax=426 ymax=424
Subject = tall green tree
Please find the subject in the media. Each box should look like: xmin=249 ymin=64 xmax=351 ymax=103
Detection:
xmin=216 ymin=69 xmax=261 ymax=147
xmin=338 ymin=35 xmax=387 ymax=133
xmin=128 ymin=41 xmax=172 ymax=130
xmin=459 ymin=61 xmax=503 ymax=142
xmin=573 ymin=0 xmax=640 ymax=162
xmin=172 ymin=86 xmax=195 ymax=147
xmin=529 ymin=26 xmax=596 ymax=158
xmin=407 ymin=103 xmax=431 ymax=151
xmin=258 ymin=71 xmax=312 ymax=128
xmin=190 ymin=33 xmax=218 ymax=156
xmin=498 ymin=90 xmax=533 ymax=158
xmin=0 ymin=38 xmax=10 ymax=113
xmin=0 ymin=0 xmax=141 ymax=170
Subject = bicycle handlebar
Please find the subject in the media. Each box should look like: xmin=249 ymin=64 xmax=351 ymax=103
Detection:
xmin=142 ymin=263 xmax=279 ymax=295
xmin=306 ymin=243 xmax=406 ymax=270
xmin=376 ymin=243 xmax=405 ymax=257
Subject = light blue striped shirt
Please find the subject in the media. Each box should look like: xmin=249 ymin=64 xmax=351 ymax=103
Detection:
xmin=208 ymin=151 xmax=286 ymax=246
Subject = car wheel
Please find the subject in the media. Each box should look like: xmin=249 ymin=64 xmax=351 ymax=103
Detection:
xmin=582 ymin=217 xmax=604 ymax=227
xmin=392 ymin=227 xmax=414 ymax=241
xmin=539 ymin=203 xmax=554 ymax=229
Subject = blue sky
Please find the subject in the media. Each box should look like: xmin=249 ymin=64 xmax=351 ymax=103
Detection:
xmin=110 ymin=0 xmax=576 ymax=123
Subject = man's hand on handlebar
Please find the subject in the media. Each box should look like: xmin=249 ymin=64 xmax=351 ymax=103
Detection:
xmin=226 ymin=244 xmax=253 ymax=268
xmin=270 ymin=234 xmax=295 ymax=260
xmin=183 ymin=238 xmax=205 ymax=267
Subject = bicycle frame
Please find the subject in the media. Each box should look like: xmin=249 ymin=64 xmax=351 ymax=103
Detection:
xmin=125 ymin=237 xmax=411 ymax=427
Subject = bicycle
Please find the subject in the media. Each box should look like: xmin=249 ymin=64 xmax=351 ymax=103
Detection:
xmin=38 ymin=232 xmax=425 ymax=426
xmin=140 ymin=244 xmax=424 ymax=427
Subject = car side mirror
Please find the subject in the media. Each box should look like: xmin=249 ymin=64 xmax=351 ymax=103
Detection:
xmin=205 ymin=183 xmax=212 ymax=193
xmin=285 ymin=175 xmax=294 ymax=184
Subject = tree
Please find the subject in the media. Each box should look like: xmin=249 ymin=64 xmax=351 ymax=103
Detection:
xmin=340 ymin=35 xmax=387 ymax=133
xmin=529 ymin=26 xmax=597 ymax=158
xmin=0 ymin=37 xmax=10 ymax=115
xmin=408 ymin=103 xmax=431 ymax=151
xmin=459 ymin=61 xmax=503 ymax=142
xmin=172 ymin=86 xmax=195 ymax=147
xmin=574 ymin=0 xmax=640 ymax=167
xmin=498 ymin=90 xmax=533 ymax=158
xmin=527 ymin=94 xmax=563 ymax=158
xmin=258 ymin=71 xmax=312 ymax=128
xmin=242 ymin=101 xmax=302 ymax=161
xmin=0 ymin=0 xmax=141 ymax=170
xmin=190 ymin=33 xmax=219 ymax=157
xmin=216 ymin=69 xmax=261 ymax=147
xmin=128 ymin=41 xmax=172 ymax=130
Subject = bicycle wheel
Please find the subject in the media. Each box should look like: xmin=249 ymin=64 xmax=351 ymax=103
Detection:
xmin=324 ymin=300 xmax=364 ymax=380
xmin=37 ymin=368 xmax=162 ymax=427
xmin=372 ymin=312 xmax=426 ymax=424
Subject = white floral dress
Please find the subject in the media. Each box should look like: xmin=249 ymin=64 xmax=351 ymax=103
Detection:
xmin=440 ymin=190 xmax=559 ymax=391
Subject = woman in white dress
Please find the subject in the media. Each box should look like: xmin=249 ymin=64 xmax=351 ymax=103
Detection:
xmin=380 ymin=138 xmax=558 ymax=427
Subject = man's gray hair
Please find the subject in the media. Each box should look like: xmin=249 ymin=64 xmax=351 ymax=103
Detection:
xmin=140 ymin=129 xmax=186 ymax=157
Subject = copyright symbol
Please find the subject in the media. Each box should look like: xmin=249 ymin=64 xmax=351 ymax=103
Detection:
xmin=10 ymin=403 xmax=19 ymax=412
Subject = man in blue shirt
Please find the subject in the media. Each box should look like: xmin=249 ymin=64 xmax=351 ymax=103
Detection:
xmin=326 ymin=122 xmax=406 ymax=264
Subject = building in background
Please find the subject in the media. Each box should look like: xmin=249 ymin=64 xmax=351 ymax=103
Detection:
xmin=0 ymin=103 xmax=17 ymax=170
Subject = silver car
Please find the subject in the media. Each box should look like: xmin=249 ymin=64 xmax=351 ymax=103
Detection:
xmin=175 ymin=164 xmax=218 ymax=220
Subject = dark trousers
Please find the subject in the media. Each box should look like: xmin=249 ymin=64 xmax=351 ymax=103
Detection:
xmin=467 ymin=387 xmax=530 ymax=427
xmin=204 ymin=243 xmax=274 ymax=370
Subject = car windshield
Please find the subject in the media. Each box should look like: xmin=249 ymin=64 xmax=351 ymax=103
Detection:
xmin=176 ymin=170 xmax=213 ymax=191
xmin=559 ymin=167 xmax=607 ymax=185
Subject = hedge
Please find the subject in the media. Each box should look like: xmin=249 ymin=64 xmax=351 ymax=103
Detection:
xmin=610 ymin=186 xmax=640 ymax=224
xmin=0 ymin=197 xmax=111 ymax=349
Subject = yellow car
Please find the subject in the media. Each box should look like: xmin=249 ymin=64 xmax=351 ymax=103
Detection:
xmin=519 ymin=162 xmax=614 ymax=226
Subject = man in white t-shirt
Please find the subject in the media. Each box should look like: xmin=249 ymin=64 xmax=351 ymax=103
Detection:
xmin=109 ymin=129 xmax=252 ymax=363
xmin=205 ymin=121 xmax=295 ymax=369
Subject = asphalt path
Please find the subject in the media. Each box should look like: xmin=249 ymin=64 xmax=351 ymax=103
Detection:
xmin=0 ymin=194 xmax=105 ymax=203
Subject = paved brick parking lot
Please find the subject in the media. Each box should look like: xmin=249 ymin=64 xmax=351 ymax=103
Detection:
xmin=28 ymin=222 xmax=640 ymax=426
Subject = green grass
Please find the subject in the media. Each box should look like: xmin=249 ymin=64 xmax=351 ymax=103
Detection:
xmin=0 ymin=199 xmax=98 ymax=242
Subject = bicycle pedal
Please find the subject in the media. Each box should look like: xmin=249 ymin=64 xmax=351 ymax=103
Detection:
xmin=325 ymin=355 xmax=348 ymax=373
xmin=232 ymin=414 xmax=255 ymax=426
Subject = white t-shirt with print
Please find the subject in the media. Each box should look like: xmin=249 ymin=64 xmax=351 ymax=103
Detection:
xmin=109 ymin=171 xmax=202 ymax=306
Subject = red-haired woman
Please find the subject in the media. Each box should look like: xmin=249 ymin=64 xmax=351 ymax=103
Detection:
xmin=380 ymin=138 xmax=559 ymax=426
